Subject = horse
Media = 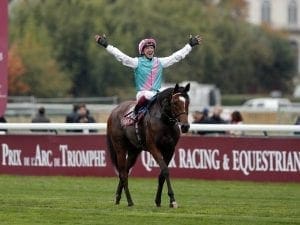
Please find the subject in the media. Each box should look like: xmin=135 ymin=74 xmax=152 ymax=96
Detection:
xmin=106 ymin=83 xmax=190 ymax=207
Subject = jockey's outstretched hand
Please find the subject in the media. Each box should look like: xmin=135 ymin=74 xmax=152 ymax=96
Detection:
xmin=95 ymin=34 xmax=108 ymax=48
xmin=189 ymin=34 xmax=202 ymax=47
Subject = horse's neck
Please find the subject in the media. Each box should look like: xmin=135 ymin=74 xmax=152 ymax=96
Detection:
xmin=151 ymin=95 xmax=173 ymax=122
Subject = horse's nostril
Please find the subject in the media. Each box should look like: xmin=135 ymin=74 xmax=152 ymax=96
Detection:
xmin=181 ymin=124 xmax=190 ymax=133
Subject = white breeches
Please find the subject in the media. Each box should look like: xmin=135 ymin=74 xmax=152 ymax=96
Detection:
xmin=136 ymin=90 xmax=157 ymax=101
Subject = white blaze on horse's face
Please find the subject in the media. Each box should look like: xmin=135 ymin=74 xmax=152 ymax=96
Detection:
xmin=178 ymin=96 xmax=186 ymax=115
xmin=179 ymin=96 xmax=186 ymax=107
xmin=171 ymin=93 xmax=190 ymax=133
xmin=178 ymin=96 xmax=188 ymax=120
xmin=171 ymin=93 xmax=189 ymax=131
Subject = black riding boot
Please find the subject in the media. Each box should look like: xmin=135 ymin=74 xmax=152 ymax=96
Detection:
xmin=134 ymin=96 xmax=148 ymax=118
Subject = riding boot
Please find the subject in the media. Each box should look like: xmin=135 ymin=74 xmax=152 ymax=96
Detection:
xmin=133 ymin=96 xmax=148 ymax=119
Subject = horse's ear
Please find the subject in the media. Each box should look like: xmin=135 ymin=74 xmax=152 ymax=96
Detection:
xmin=173 ymin=83 xmax=179 ymax=93
xmin=184 ymin=83 xmax=190 ymax=92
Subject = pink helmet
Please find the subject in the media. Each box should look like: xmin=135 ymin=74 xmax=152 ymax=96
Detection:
xmin=138 ymin=38 xmax=156 ymax=55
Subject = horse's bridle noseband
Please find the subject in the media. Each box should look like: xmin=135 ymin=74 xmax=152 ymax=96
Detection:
xmin=173 ymin=111 xmax=187 ymax=119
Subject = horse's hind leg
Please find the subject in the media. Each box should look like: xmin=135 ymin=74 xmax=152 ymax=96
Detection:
xmin=122 ymin=174 xmax=134 ymax=207
xmin=120 ymin=150 xmax=140 ymax=206
xmin=117 ymin=170 xmax=133 ymax=206
xmin=116 ymin=152 xmax=134 ymax=207
xmin=115 ymin=170 xmax=134 ymax=206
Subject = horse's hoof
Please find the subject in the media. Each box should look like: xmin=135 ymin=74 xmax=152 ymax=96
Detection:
xmin=169 ymin=201 xmax=178 ymax=208
xmin=115 ymin=196 xmax=121 ymax=205
xmin=155 ymin=200 xmax=161 ymax=207
xmin=128 ymin=202 xmax=134 ymax=207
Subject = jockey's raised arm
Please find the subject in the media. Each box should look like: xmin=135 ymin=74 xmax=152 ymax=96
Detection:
xmin=94 ymin=33 xmax=202 ymax=120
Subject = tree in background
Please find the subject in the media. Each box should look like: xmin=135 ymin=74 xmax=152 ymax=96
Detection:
xmin=9 ymin=1 xmax=72 ymax=97
xmin=8 ymin=45 xmax=29 ymax=95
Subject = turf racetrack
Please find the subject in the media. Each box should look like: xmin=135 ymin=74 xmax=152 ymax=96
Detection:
xmin=0 ymin=175 xmax=299 ymax=225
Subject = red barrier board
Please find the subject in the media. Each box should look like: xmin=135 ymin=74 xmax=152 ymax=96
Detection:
xmin=0 ymin=135 xmax=299 ymax=182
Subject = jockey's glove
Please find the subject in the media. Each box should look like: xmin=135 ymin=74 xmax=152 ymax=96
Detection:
xmin=189 ymin=35 xmax=200 ymax=47
xmin=97 ymin=35 xmax=108 ymax=48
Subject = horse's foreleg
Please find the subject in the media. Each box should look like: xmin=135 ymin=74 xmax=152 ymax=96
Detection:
xmin=165 ymin=173 xmax=177 ymax=208
xmin=155 ymin=172 xmax=165 ymax=207
xmin=155 ymin=153 xmax=171 ymax=207
xmin=156 ymin=159 xmax=177 ymax=208
xmin=115 ymin=179 xmax=123 ymax=205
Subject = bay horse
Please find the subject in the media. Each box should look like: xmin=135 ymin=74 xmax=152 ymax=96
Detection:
xmin=106 ymin=83 xmax=190 ymax=207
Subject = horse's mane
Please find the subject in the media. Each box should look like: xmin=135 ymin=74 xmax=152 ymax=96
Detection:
xmin=150 ymin=86 xmax=189 ymax=116
xmin=156 ymin=86 xmax=189 ymax=103
xmin=156 ymin=87 xmax=174 ymax=103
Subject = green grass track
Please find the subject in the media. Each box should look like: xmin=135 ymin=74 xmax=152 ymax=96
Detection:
xmin=0 ymin=175 xmax=299 ymax=225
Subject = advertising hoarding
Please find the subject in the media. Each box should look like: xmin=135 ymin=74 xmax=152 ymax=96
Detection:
xmin=0 ymin=135 xmax=299 ymax=182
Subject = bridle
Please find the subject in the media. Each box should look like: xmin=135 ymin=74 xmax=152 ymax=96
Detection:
xmin=162 ymin=92 xmax=188 ymax=125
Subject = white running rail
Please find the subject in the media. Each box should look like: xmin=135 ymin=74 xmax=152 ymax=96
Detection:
xmin=0 ymin=123 xmax=300 ymax=133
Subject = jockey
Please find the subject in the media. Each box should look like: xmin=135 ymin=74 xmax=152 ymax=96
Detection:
xmin=94 ymin=34 xmax=202 ymax=116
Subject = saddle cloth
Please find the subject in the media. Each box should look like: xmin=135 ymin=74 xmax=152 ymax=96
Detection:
xmin=121 ymin=105 xmax=146 ymax=126
xmin=121 ymin=95 xmax=157 ymax=126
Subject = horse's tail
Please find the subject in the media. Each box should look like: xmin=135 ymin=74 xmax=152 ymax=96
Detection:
xmin=106 ymin=115 xmax=118 ymax=168
xmin=106 ymin=134 xmax=118 ymax=168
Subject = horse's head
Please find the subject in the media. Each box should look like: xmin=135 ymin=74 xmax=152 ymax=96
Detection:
xmin=170 ymin=83 xmax=190 ymax=133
